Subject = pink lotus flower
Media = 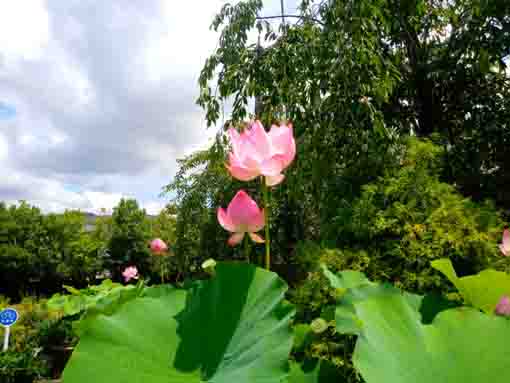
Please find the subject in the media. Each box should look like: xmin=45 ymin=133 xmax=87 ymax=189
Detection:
xmin=122 ymin=266 xmax=139 ymax=282
xmin=227 ymin=120 xmax=295 ymax=186
xmin=495 ymin=295 xmax=510 ymax=317
xmin=499 ymin=229 xmax=510 ymax=256
xmin=150 ymin=238 xmax=168 ymax=255
xmin=217 ymin=190 xmax=265 ymax=246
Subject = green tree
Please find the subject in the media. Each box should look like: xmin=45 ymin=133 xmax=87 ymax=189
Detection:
xmin=150 ymin=204 xmax=177 ymax=247
xmin=0 ymin=203 xmax=105 ymax=298
xmin=196 ymin=0 xmax=510 ymax=222
xmin=108 ymin=199 xmax=151 ymax=279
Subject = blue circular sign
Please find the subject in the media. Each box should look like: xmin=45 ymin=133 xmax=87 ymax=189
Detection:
xmin=0 ymin=308 xmax=18 ymax=327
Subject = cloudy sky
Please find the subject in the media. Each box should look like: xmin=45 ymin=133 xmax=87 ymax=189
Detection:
xmin=0 ymin=0 xmax=298 ymax=214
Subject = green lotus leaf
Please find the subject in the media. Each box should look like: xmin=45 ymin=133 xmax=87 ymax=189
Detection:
xmin=47 ymin=279 xmax=135 ymax=317
xmin=321 ymin=264 xmax=372 ymax=291
xmin=321 ymin=265 xmax=375 ymax=333
xmin=326 ymin=269 xmax=510 ymax=383
xmin=62 ymin=262 xmax=295 ymax=383
xmin=432 ymin=258 xmax=510 ymax=313
xmin=323 ymin=267 xmax=423 ymax=333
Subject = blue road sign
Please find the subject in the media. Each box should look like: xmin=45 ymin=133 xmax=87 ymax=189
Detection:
xmin=0 ymin=308 xmax=18 ymax=327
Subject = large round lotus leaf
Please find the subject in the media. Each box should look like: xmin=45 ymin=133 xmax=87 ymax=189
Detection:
xmin=329 ymin=277 xmax=510 ymax=383
xmin=432 ymin=258 xmax=510 ymax=313
xmin=62 ymin=263 xmax=295 ymax=383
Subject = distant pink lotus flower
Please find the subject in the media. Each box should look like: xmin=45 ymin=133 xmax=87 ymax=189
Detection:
xmin=217 ymin=190 xmax=265 ymax=246
xmin=150 ymin=238 xmax=168 ymax=255
xmin=122 ymin=266 xmax=139 ymax=282
xmin=495 ymin=295 xmax=510 ymax=317
xmin=499 ymin=229 xmax=510 ymax=256
xmin=227 ymin=120 xmax=296 ymax=186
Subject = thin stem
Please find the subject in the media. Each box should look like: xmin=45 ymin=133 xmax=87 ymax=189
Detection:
xmin=244 ymin=234 xmax=250 ymax=263
xmin=160 ymin=260 xmax=165 ymax=284
xmin=255 ymin=15 xmax=324 ymax=26
xmin=263 ymin=179 xmax=271 ymax=270
xmin=280 ymin=0 xmax=286 ymax=25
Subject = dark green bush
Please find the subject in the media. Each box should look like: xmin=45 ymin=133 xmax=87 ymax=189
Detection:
xmin=329 ymin=138 xmax=507 ymax=293
xmin=0 ymin=296 xmax=53 ymax=382
xmin=288 ymin=138 xmax=507 ymax=382
xmin=0 ymin=349 xmax=48 ymax=383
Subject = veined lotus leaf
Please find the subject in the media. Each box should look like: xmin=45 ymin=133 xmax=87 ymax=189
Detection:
xmin=326 ymin=269 xmax=510 ymax=383
xmin=321 ymin=265 xmax=375 ymax=334
xmin=62 ymin=262 xmax=295 ymax=383
xmin=321 ymin=265 xmax=372 ymax=291
xmin=322 ymin=266 xmax=422 ymax=333
xmin=431 ymin=258 xmax=510 ymax=313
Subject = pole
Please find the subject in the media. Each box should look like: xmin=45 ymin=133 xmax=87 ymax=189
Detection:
xmin=2 ymin=326 xmax=9 ymax=352
xmin=280 ymin=0 xmax=285 ymax=25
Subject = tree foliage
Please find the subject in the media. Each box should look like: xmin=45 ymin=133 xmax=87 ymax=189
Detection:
xmin=107 ymin=199 xmax=151 ymax=278
xmin=0 ymin=199 xmax=178 ymax=300
xmin=164 ymin=1 xmax=510 ymax=378
xmin=0 ymin=203 xmax=104 ymax=299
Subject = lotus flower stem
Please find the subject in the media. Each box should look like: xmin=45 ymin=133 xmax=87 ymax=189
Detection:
xmin=160 ymin=261 xmax=165 ymax=284
xmin=244 ymin=234 xmax=250 ymax=262
xmin=263 ymin=180 xmax=271 ymax=270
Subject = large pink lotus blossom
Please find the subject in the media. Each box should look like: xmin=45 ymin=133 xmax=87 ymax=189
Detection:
xmin=227 ymin=120 xmax=296 ymax=186
xmin=150 ymin=238 xmax=168 ymax=255
xmin=499 ymin=229 xmax=510 ymax=257
xmin=495 ymin=295 xmax=510 ymax=317
xmin=217 ymin=190 xmax=265 ymax=246
xmin=122 ymin=266 xmax=139 ymax=282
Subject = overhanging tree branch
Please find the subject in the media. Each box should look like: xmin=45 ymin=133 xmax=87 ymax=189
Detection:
xmin=256 ymin=14 xmax=324 ymax=26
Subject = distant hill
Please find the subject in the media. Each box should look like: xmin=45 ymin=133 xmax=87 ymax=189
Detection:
xmin=82 ymin=211 xmax=159 ymax=232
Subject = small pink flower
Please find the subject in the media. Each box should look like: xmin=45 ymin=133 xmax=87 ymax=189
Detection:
xmin=499 ymin=229 xmax=510 ymax=257
xmin=150 ymin=238 xmax=168 ymax=255
xmin=227 ymin=120 xmax=296 ymax=186
xmin=495 ymin=295 xmax=510 ymax=317
xmin=122 ymin=266 xmax=139 ymax=282
xmin=217 ymin=190 xmax=265 ymax=246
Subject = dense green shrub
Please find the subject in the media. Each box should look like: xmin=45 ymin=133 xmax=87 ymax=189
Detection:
xmin=0 ymin=350 xmax=48 ymax=383
xmin=0 ymin=295 xmax=81 ymax=382
xmin=290 ymin=140 xmax=506 ymax=323
xmin=288 ymin=138 xmax=506 ymax=382
xmin=0 ymin=296 xmax=53 ymax=382
xmin=329 ymin=138 xmax=507 ymax=293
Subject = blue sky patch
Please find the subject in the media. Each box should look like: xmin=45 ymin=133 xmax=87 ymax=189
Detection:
xmin=64 ymin=184 xmax=82 ymax=193
xmin=0 ymin=102 xmax=16 ymax=120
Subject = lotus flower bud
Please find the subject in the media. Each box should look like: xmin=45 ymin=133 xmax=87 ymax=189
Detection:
xmin=495 ymin=296 xmax=510 ymax=317
xmin=150 ymin=238 xmax=168 ymax=255
xmin=499 ymin=229 xmax=510 ymax=257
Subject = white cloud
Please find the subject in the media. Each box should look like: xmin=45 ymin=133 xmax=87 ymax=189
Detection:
xmin=0 ymin=132 xmax=8 ymax=160
xmin=0 ymin=0 xmax=50 ymax=61
xmin=0 ymin=0 xmax=288 ymax=214
xmin=81 ymin=191 xmax=126 ymax=214
xmin=143 ymin=200 xmax=167 ymax=216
